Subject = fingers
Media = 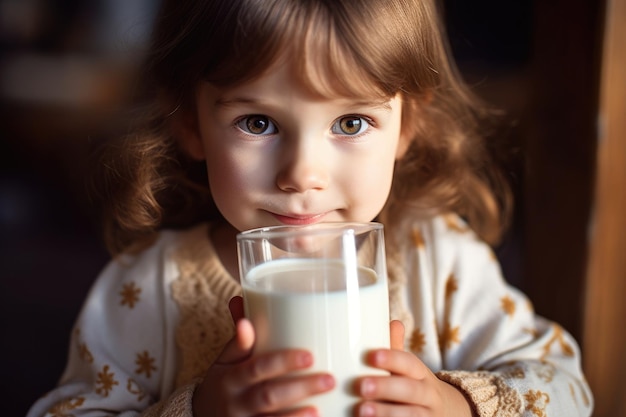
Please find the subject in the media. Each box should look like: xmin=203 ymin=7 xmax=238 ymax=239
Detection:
xmin=357 ymin=401 xmax=425 ymax=417
xmin=228 ymin=350 xmax=334 ymax=415
xmin=355 ymin=376 xmax=473 ymax=417
xmin=366 ymin=349 xmax=430 ymax=380
xmin=239 ymin=372 xmax=334 ymax=415
xmin=216 ymin=297 xmax=255 ymax=364
xmin=232 ymin=349 xmax=314 ymax=384
xmin=235 ymin=318 xmax=255 ymax=352
xmin=217 ymin=318 xmax=256 ymax=364
xmin=204 ymin=298 xmax=337 ymax=416
xmin=390 ymin=320 xmax=405 ymax=350
xmin=215 ymin=348 xmax=334 ymax=416
xmin=355 ymin=350 xmax=458 ymax=415
xmin=357 ymin=374 xmax=434 ymax=405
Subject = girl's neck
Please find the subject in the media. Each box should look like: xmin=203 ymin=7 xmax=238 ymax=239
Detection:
xmin=210 ymin=221 xmax=241 ymax=282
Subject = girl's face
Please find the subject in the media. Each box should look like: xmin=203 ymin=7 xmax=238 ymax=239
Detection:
xmin=187 ymin=62 xmax=406 ymax=232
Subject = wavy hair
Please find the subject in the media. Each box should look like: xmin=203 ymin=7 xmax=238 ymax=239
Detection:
xmin=93 ymin=0 xmax=511 ymax=255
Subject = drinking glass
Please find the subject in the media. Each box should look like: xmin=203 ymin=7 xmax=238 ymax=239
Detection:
xmin=237 ymin=222 xmax=390 ymax=416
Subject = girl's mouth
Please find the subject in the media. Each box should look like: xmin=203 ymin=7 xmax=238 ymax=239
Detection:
xmin=270 ymin=212 xmax=327 ymax=226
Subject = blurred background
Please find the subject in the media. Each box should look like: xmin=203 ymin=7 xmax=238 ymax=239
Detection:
xmin=1 ymin=0 xmax=623 ymax=416
xmin=0 ymin=0 xmax=161 ymax=414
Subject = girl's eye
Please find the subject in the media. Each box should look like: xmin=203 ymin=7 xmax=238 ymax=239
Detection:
xmin=236 ymin=115 xmax=277 ymax=135
xmin=332 ymin=116 xmax=370 ymax=136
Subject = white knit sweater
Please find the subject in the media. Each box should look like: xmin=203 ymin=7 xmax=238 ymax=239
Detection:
xmin=27 ymin=215 xmax=593 ymax=416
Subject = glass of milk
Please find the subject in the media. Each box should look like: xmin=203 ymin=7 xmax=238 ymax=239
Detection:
xmin=237 ymin=222 xmax=390 ymax=416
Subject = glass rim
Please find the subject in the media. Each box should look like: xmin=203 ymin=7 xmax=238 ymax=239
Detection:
xmin=236 ymin=221 xmax=383 ymax=241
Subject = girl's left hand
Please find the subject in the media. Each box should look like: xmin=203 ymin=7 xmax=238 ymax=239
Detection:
xmin=354 ymin=320 xmax=475 ymax=417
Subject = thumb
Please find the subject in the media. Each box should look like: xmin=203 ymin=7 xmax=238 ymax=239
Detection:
xmin=390 ymin=320 xmax=405 ymax=350
xmin=217 ymin=297 xmax=255 ymax=364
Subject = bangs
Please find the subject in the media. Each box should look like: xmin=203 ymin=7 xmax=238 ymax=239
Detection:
xmin=200 ymin=0 xmax=434 ymax=100
xmin=296 ymin=5 xmax=394 ymax=100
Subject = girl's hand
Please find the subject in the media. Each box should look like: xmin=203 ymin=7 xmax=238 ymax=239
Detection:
xmin=192 ymin=296 xmax=336 ymax=417
xmin=355 ymin=320 xmax=474 ymax=417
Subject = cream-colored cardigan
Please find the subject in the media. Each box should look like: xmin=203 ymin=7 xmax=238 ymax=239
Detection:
xmin=27 ymin=215 xmax=593 ymax=417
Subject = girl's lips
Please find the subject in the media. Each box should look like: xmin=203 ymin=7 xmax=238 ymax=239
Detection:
xmin=270 ymin=212 xmax=327 ymax=226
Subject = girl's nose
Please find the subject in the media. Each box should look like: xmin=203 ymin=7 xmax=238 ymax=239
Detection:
xmin=275 ymin=138 xmax=330 ymax=193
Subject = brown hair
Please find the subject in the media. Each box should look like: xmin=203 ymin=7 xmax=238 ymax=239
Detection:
xmin=93 ymin=0 xmax=511 ymax=256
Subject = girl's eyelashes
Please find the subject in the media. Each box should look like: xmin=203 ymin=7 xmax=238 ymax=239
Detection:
xmin=235 ymin=115 xmax=277 ymax=135
xmin=233 ymin=114 xmax=373 ymax=138
xmin=331 ymin=115 xmax=371 ymax=136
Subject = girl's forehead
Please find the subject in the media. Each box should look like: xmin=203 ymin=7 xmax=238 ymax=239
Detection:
xmin=209 ymin=57 xmax=395 ymax=105
xmin=213 ymin=49 xmax=395 ymax=102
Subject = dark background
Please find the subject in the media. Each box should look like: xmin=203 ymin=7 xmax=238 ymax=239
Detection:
xmin=0 ymin=0 xmax=603 ymax=415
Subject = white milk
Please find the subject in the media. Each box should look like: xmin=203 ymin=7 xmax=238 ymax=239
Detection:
xmin=242 ymin=258 xmax=390 ymax=416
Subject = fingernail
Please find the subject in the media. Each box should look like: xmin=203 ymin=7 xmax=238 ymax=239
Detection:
xmin=297 ymin=352 xmax=313 ymax=367
xmin=361 ymin=378 xmax=375 ymax=396
xmin=303 ymin=407 xmax=319 ymax=417
xmin=320 ymin=374 xmax=335 ymax=389
xmin=372 ymin=350 xmax=386 ymax=364
xmin=360 ymin=403 xmax=375 ymax=417
xmin=306 ymin=408 xmax=319 ymax=417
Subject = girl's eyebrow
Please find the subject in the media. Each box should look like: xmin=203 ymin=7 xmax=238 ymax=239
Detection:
xmin=214 ymin=95 xmax=393 ymax=111
xmin=337 ymin=98 xmax=393 ymax=111
xmin=357 ymin=100 xmax=392 ymax=111
xmin=214 ymin=96 xmax=259 ymax=108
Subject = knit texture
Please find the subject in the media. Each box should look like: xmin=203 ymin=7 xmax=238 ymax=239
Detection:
xmin=437 ymin=370 xmax=524 ymax=417
xmin=170 ymin=226 xmax=241 ymax=388
xmin=141 ymin=380 xmax=199 ymax=417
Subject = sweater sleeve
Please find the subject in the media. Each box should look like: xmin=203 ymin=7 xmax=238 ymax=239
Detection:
xmin=410 ymin=215 xmax=593 ymax=417
xmin=139 ymin=381 xmax=198 ymax=417
xmin=26 ymin=233 xmax=196 ymax=417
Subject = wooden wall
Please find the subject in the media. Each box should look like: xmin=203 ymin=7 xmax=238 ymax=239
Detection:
xmin=583 ymin=0 xmax=626 ymax=415
xmin=523 ymin=0 xmax=603 ymax=344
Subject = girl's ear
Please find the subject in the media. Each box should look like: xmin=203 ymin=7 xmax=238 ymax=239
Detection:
xmin=396 ymin=127 xmax=411 ymax=160
xmin=395 ymin=95 xmax=417 ymax=160
xmin=170 ymin=105 xmax=206 ymax=161
xmin=395 ymin=91 xmax=432 ymax=160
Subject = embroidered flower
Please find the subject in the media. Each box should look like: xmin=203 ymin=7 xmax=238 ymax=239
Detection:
xmin=95 ymin=365 xmax=119 ymax=397
xmin=135 ymin=350 xmax=157 ymax=378
xmin=120 ymin=282 xmax=141 ymax=309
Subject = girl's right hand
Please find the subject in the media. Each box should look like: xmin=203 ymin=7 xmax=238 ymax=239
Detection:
xmin=192 ymin=297 xmax=336 ymax=417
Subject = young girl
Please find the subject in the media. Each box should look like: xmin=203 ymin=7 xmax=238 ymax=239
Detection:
xmin=28 ymin=0 xmax=593 ymax=416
